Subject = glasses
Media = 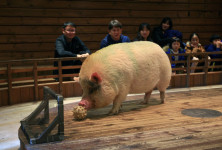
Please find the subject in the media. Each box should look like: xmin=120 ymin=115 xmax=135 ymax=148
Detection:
xmin=65 ymin=30 xmax=75 ymax=33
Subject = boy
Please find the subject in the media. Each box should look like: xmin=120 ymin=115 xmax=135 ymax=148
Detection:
xmin=54 ymin=22 xmax=91 ymax=80
xmin=100 ymin=20 xmax=130 ymax=49
xmin=166 ymin=37 xmax=186 ymax=74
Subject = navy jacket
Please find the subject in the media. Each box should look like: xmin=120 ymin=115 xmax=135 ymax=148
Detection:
xmin=205 ymin=44 xmax=222 ymax=59
xmin=166 ymin=48 xmax=186 ymax=68
xmin=100 ymin=34 xmax=130 ymax=49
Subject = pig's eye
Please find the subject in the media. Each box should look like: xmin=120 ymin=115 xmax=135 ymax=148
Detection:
xmin=89 ymin=85 xmax=101 ymax=94
xmin=88 ymin=81 xmax=101 ymax=94
xmin=89 ymin=87 xmax=98 ymax=94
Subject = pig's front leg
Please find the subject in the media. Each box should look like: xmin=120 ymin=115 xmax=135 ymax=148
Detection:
xmin=108 ymin=93 xmax=127 ymax=115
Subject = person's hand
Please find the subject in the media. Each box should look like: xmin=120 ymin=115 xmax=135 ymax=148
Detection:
xmin=77 ymin=54 xmax=82 ymax=58
xmin=182 ymin=65 xmax=187 ymax=72
xmin=81 ymin=53 xmax=89 ymax=57
xmin=193 ymin=56 xmax=198 ymax=60
xmin=73 ymin=77 xmax=79 ymax=82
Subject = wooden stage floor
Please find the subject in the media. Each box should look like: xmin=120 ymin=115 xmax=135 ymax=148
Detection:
xmin=19 ymin=87 xmax=222 ymax=150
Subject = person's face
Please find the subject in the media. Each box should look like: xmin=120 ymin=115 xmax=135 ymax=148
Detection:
xmin=109 ymin=27 xmax=122 ymax=41
xmin=172 ymin=41 xmax=180 ymax=51
xmin=63 ymin=25 xmax=76 ymax=40
xmin=140 ymin=27 xmax=150 ymax=40
xmin=212 ymin=39 xmax=221 ymax=46
xmin=162 ymin=21 xmax=170 ymax=31
xmin=191 ymin=35 xmax=199 ymax=47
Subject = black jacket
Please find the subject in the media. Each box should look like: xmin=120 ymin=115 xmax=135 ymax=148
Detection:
xmin=152 ymin=26 xmax=172 ymax=47
xmin=55 ymin=35 xmax=90 ymax=58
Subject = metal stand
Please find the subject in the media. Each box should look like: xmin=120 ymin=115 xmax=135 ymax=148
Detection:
xmin=20 ymin=86 xmax=64 ymax=144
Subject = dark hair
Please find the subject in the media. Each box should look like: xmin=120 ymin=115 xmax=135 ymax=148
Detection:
xmin=108 ymin=20 xmax=122 ymax=30
xmin=169 ymin=37 xmax=181 ymax=49
xmin=135 ymin=23 xmax=152 ymax=41
xmin=210 ymin=34 xmax=221 ymax=42
xmin=138 ymin=23 xmax=151 ymax=32
xmin=160 ymin=17 xmax=173 ymax=30
xmin=189 ymin=33 xmax=200 ymax=41
xmin=63 ymin=22 xmax=76 ymax=29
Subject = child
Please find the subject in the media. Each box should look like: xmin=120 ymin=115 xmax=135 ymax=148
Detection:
xmin=54 ymin=22 xmax=91 ymax=81
xmin=133 ymin=23 xmax=152 ymax=41
xmin=185 ymin=33 xmax=210 ymax=73
xmin=166 ymin=37 xmax=186 ymax=74
xmin=206 ymin=34 xmax=222 ymax=71
xmin=152 ymin=17 xmax=173 ymax=47
xmin=100 ymin=20 xmax=130 ymax=49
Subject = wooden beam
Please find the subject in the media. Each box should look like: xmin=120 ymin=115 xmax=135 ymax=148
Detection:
xmin=33 ymin=61 xmax=38 ymax=101
xmin=7 ymin=63 xmax=12 ymax=105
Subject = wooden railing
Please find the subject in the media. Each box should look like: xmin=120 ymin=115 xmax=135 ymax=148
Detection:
xmin=168 ymin=51 xmax=222 ymax=87
xmin=0 ymin=57 xmax=85 ymax=105
xmin=0 ymin=52 xmax=221 ymax=106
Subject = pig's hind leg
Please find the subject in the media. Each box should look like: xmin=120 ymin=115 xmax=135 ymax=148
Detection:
xmin=160 ymin=91 xmax=165 ymax=103
xmin=108 ymin=93 xmax=127 ymax=115
xmin=157 ymin=86 xmax=166 ymax=103
xmin=157 ymin=84 xmax=167 ymax=104
xmin=140 ymin=90 xmax=152 ymax=104
xmin=157 ymin=77 xmax=169 ymax=103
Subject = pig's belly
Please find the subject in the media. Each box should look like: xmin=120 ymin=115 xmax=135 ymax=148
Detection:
xmin=129 ymin=78 xmax=159 ymax=94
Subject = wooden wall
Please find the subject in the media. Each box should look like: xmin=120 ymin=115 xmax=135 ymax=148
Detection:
xmin=0 ymin=0 xmax=222 ymax=61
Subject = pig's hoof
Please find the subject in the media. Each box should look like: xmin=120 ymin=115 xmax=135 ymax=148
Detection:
xmin=108 ymin=110 xmax=119 ymax=116
xmin=140 ymin=100 xmax=148 ymax=105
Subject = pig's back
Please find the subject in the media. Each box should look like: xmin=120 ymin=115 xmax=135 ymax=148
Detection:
xmin=125 ymin=41 xmax=171 ymax=93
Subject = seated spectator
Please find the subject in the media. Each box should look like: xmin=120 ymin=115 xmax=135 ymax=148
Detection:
xmin=164 ymin=29 xmax=185 ymax=47
xmin=54 ymin=22 xmax=91 ymax=81
xmin=166 ymin=37 xmax=186 ymax=74
xmin=185 ymin=33 xmax=210 ymax=73
xmin=205 ymin=34 xmax=222 ymax=71
xmin=133 ymin=23 xmax=152 ymax=41
xmin=152 ymin=17 xmax=173 ymax=47
xmin=162 ymin=29 xmax=185 ymax=52
xmin=100 ymin=20 xmax=130 ymax=49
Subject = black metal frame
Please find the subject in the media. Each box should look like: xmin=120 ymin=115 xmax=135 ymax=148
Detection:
xmin=20 ymin=86 xmax=64 ymax=144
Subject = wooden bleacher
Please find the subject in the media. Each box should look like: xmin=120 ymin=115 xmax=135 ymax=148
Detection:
xmin=1 ymin=1 xmax=222 ymax=61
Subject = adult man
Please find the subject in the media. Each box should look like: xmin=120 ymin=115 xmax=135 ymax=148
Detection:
xmin=100 ymin=20 xmax=130 ymax=49
xmin=54 ymin=22 xmax=90 ymax=80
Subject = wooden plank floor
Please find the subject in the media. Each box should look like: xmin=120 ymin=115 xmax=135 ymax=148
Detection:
xmin=20 ymin=87 xmax=222 ymax=150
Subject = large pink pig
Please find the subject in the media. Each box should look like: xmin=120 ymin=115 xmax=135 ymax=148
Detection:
xmin=78 ymin=41 xmax=171 ymax=115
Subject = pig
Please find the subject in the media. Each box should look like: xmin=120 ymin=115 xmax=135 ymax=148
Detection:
xmin=78 ymin=41 xmax=172 ymax=115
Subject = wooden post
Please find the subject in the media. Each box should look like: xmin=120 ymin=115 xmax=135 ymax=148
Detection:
xmin=58 ymin=60 xmax=63 ymax=95
xmin=7 ymin=63 xmax=12 ymax=105
xmin=203 ymin=53 xmax=208 ymax=86
xmin=33 ymin=61 xmax=38 ymax=101
xmin=186 ymin=54 xmax=191 ymax=87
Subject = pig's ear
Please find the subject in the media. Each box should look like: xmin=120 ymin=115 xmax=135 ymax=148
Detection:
xmin=91 ymin=72 xmax=102 ymax=84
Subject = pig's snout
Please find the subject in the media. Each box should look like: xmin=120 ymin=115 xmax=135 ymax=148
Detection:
xmin=78 ymin=99 xmax=92 ymax=110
